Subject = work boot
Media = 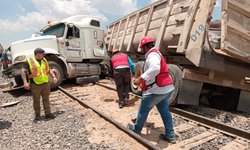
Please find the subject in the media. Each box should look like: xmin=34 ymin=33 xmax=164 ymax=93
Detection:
xmin=34 ymin=114 xmax=41 ymax=121
xmin=127 ymin=123 xmax=140 ymax=134
xmin=45 ymin=113 xmax=55 ymax=119
xmin=124 ymin=98 xmax=129 ymax=104
xmin=127 ymin=124 xmax=135 ymax=132
xmin=131 ymin=118 xmax=137 ymax=123
xmin=124 ymin=96 xmax=129 ymax=102
xmin=119 ymin=101 xmax=125 ymax=108
xmin=159 ymin=134 xmax=176 ymax=144
xmin=119 ymin=103 xmax=124 ymax=108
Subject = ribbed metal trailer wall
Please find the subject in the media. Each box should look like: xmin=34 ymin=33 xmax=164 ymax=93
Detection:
xmin=106 ymin=0 xmax=216 ymax=66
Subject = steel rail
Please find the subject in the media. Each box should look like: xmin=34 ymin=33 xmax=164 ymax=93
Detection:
xmin=58 ymin=86 xmax=161 ymax=150
xmin=170 ymin=107 xmax=250 ymax=140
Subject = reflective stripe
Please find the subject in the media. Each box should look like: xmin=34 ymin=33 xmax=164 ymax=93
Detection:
xmin=43 ymin=59 xmax=49 ymax=75
xmin=28 ymin=58 xmax=40 ymax=78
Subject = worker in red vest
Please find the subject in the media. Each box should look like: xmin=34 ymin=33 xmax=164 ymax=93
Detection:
xmin=21 ymin=48 xmax=57 ymax=121
xmin=110 ymin=49 xmax=135 ymax=108
xmin=127 ymin=36 xmax=176 ymax=144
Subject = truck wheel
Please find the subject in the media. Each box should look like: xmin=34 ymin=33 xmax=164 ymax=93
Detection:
xmin=168 ymin=64 xmax=182 ymax=106
xmin=130 ymin=61 xmax=144 ymax=95
xmin=14 ymin=75 xmax=23 ymax=86
xmin=48 ymin=61 xmax=63 ymax=89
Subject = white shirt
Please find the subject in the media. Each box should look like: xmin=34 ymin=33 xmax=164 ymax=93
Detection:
xmin=140 ymin=47 xmax=174 ymax=95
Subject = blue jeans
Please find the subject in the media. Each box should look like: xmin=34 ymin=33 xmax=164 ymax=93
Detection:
xmin=133 ymin=91 xmax=175 ymax=139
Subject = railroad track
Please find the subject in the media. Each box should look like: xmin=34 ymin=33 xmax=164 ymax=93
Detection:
xmin=48 ymin=87 xmax=151 ymax=150
xmin=2 ymin=79 xmax=249 ymax=149
xmin=56 ymin=86 xmax=160 ymax=150
xmin=55 ymin=80 xmax=250 ymax=150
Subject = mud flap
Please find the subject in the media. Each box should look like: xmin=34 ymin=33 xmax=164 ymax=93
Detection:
xmin=178 ymin=78 xmax=203 ymax=105
xmin=237 ymin=90 xmax=250 ymax=113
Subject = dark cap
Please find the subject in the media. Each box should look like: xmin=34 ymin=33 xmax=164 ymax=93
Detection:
xmin=34 ymin=48 xmax=45 ymax=55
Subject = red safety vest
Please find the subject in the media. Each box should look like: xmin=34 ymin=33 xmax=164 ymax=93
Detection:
xmin=141 ymin=49 xmax=173 ymax=91
xmin=111 ymin=53 xmax=129 ymax=69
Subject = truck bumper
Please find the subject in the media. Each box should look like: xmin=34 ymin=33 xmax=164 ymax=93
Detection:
xmin=2 ymin=63 xmax=23 ymax=78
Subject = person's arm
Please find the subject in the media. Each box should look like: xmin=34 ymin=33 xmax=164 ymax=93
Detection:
xmin=21 ymin=62 xmax=30 ymax=89
xmin=21 ymin=68 xmax=28 ymax=83
xmin=134 ymin=53 xmax=160 ymax=87
xmin=140 ymin=53 xmax=161 ymax=82
xmin=107 ymin=59 xmax=114 ymax=78
xmin=49 ymin=69 xmax=56 ymax=78
xmin=49 ymin=68 xmax=58 ymax=83
xmin=133 ymin=76 xmax=143 ymax=86
xmin=128 ymin=56 xmax=135 ymax=74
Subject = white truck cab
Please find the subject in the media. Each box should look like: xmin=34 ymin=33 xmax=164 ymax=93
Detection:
xmin=3 ymin=15 xmax=109 ymax=89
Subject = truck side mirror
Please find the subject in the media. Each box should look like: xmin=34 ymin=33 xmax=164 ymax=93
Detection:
xmin=65 ymin=42 xmax=69 ymax=47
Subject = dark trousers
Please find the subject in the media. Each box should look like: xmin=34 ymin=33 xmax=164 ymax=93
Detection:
xmin=30 ymin=82 xmax=51 ymax=115
xmin=114 ymin=68 xmax=131 ymax=104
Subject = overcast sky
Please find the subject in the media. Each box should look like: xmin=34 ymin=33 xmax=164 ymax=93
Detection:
xmin=0 ymin=0 xmax=220 ymax=49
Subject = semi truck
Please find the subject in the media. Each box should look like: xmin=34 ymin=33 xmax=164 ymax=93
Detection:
xmin=105 ymin=0 xmax=250 ymax=113
xmin=2 ymin=15 xmax=109 ymax=89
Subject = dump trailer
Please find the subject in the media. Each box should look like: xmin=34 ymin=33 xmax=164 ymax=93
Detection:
xmin=105 ymin=0 xmax=250 ymax=113
xmin=2 ymin=15 xmax=109 ymax=89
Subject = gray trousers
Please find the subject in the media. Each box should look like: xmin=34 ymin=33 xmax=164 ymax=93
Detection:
xmin=114 ymin=68 xmax=131 ymax=104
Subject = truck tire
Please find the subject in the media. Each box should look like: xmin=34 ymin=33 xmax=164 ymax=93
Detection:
xmin=14 ymin=75 xmax=23 ymax=87
xmin=208 ymin=91 xmax=238 ymax=111
xmin=167 ymin=64 xmax=182 ymax=106
xmin=130 ymin=61 xmax=144 ymax=95
xmin=48 ymin=61 xmax=63 ymax=89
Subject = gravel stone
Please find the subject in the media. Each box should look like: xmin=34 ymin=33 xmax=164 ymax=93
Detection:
xmin=184 ymin=105 xmax=250 ymax=132
xmin=190 ymin=135 xmax=234 ymax=150
xmin=0 ymin=88 xmax=111 ymax=150
xmin=178 ymin=126 xmax=206 ymax=141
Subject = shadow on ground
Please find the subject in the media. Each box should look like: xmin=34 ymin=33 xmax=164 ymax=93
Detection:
xmin=0 ymin=120 xmax=12 ymax=130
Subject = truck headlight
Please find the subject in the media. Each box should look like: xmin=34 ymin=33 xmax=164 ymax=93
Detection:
xmin=14 ymin=55 xmax=27 ymax=63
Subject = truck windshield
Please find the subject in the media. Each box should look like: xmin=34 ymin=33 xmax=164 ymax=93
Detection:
xmin=42 ymin=23 xmax=65 ymax=37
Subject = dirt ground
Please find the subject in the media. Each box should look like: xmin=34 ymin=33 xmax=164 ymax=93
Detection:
xmin=53 ymin=90 xmax=148 ymax=150
xmin=65 ymin=79 xmax=176 ymax=149
xmin=1 ymin=78 xmax=249 ymax=149
xmin=0 ymin=80 xmax=148 ymax=150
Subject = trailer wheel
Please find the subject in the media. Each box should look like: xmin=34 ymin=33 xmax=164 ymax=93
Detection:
xmin=208 ymin=91 xmax=239 ymax=111
xmin=131 ymin=61 xmax=144 ymax=95
xmin=48 ymin=61 xmax=63 ymax=89
xmin=168 ymin=64 xmax=182 ymax=106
